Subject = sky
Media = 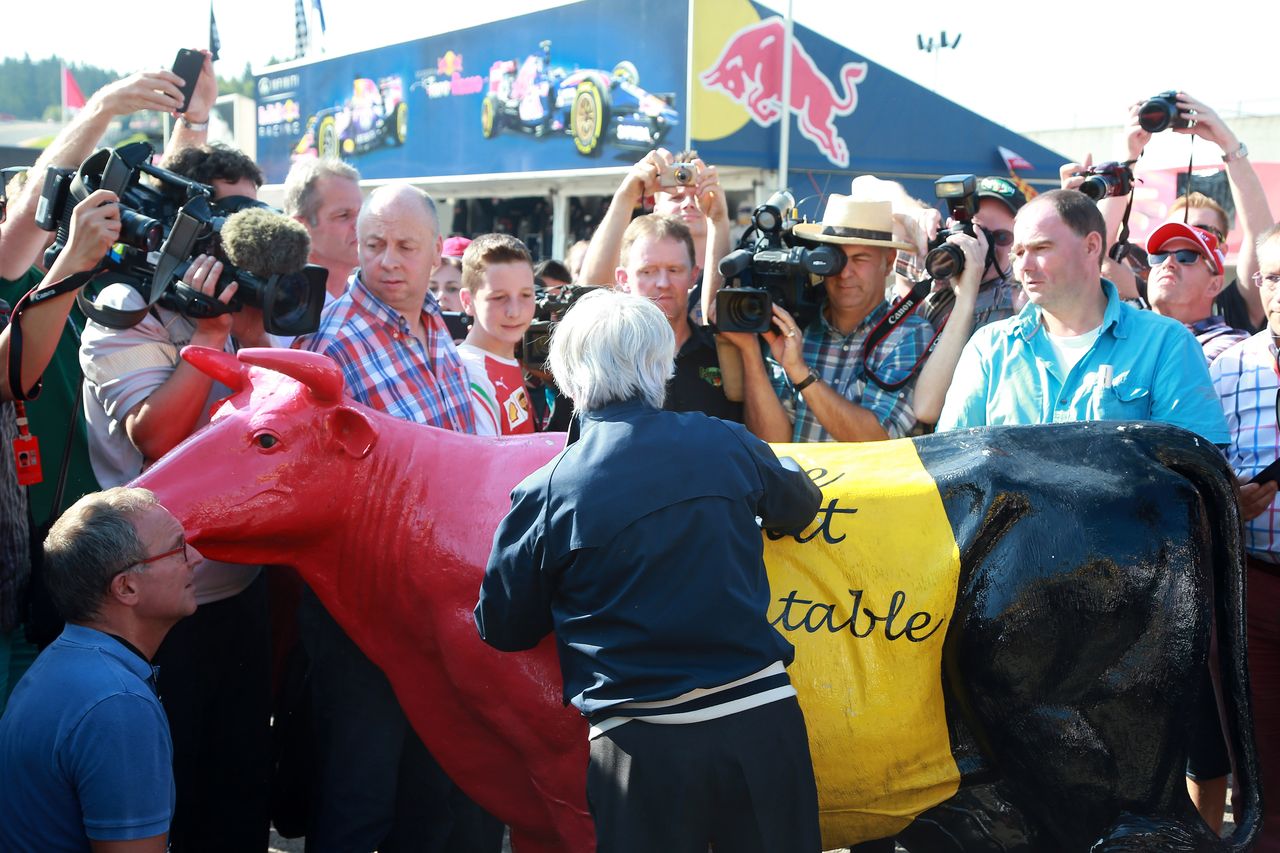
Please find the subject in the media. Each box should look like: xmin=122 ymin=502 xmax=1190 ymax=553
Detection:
xmin=8 ymin=0 xmax=1275 ymax=134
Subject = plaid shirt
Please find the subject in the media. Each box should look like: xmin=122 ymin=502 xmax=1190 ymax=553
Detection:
xmin=769 ymin=300 xmax=930 ymax=442
xmin=1190 ymin=315 xmax=1250 ymax=365
xmin=1211 ymin=331 xmax=1280 ymax=560
xmin=299 ymin=274 xmax=477 ymax=433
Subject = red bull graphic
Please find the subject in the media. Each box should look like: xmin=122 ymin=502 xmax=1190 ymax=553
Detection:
xmin=700 ymin=16 xmax=866 ymax=168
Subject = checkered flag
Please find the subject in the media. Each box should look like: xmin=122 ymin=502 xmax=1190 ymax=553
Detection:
xmin=294 ymin=0 xmax=310 ymax=59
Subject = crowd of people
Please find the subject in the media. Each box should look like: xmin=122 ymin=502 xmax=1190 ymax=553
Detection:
xmin=0 ymin=50 xmax=1278 ymax=853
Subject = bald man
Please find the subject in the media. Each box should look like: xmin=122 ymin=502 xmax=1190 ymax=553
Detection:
xmin=298 ymin=185 xmax=498 ymax=851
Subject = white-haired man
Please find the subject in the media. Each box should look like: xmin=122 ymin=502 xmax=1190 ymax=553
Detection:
xmin=475 ymin=289 xmax=823 ymax=852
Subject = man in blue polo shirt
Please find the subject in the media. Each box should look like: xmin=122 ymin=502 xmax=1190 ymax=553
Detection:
xmin=937 ymin=189 xmax=1228 ymax=445
xmin=0 ymin=487 xmax=197 ymax=852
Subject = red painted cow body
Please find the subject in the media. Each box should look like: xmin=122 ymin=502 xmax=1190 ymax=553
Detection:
xmin=134 ymin=347 xmax=591 ymax=853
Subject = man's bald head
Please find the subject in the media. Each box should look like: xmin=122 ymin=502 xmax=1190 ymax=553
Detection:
xmin=359 ymin=184 xmax=440 ymax=243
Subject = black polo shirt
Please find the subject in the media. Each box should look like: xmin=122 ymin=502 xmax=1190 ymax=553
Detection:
xmin=664 ymin=324 xmax=743 ymax=422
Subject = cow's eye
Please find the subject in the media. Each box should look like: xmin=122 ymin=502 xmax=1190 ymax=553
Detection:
xmin=255 ymin=433 xmax=279 ymax=450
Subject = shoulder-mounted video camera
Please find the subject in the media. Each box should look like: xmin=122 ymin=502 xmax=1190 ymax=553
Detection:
xmin=36 ymin=141 xmax=327 ymax=336
xmin=714 ymin=191 xmax=844 ymax=334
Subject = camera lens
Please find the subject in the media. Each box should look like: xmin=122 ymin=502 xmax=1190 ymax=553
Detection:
xmin=674 ymin=165 xmax=693 ymax=185
xmin=119 ymin=209 xmax=162 ymax=252
xmin=1078 ymin=176 xmax=1108 ymax=201
xmin=1138 ymin=96 xmax=1175 ymax=133
xmin=716 ymin=289 xmax=772 ymax=334
xmin=924 ymin=244 xmax=965 ymax=280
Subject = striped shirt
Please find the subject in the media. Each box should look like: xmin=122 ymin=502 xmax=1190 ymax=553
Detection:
xmin=1190 ymin=315 xmax=1250 ymax=366
xmin=299 ymin=274 xmax=477 ymax=432
xmin=1211 ymin=331 xmax=1280 ymax=559
xmin=769 ymin=300 xmax=930 ymax=442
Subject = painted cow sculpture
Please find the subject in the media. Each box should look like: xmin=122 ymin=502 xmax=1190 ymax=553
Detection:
xmin=135 ymin=347 xmax=1260 ymax=852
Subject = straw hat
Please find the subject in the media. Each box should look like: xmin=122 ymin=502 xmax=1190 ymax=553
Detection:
xmin=792 ymin=196 xmax=913 ymax=251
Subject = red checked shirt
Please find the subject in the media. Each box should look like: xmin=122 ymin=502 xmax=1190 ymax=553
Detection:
xmin=300 ymin=274 xmax=478 ymax=433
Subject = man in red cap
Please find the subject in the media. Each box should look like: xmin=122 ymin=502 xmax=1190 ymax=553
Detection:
xmin=1147 ymin=221 xmax=1249 ymax=364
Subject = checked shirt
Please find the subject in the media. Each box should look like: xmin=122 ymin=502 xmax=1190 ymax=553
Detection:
xmin=300 ymin=274 xmax=478 ymax=433
xmin=768 ymin=300 xmax=930 ymax=442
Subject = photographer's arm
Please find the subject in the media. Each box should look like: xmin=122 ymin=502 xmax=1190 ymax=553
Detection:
xmin=579 ymin=149 xmax=670 ymax=286
xmin=695 ymin=159 xmax=731 ymax=316
xmin=911 ymin=232 xmax=983 ymax=425
xmin=0 ymin=190 xmax=120 ymax=401
xmin=123 ymin=256 xmax=238 ymax=463
xmin=0 ymin=72 xmax=185 ymax=281
xmin=1175 ymin=94 xmax=1274 ymax=328
xmin=720 ymin=330 xmax=793 ymax=442
xmin=165 ymin=52 xmax=217 ymax=156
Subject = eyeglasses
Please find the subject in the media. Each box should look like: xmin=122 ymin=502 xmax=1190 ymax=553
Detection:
xmin=119 ymin=542 xmax=196 ymax=575
xmin=1150 ymin=249 xmax=1215 ymax=272
xmin=1253 ymin=272 xmax=1280 ymax=288
xmin=990 ymin=229 xmax=1014 ymax=247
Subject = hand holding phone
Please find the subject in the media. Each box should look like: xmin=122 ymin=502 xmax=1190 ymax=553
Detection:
xmin=171 ymin=48 xmax=205 ymax=114
xmin=1249 ymin=458 xmax=1280 ymax=487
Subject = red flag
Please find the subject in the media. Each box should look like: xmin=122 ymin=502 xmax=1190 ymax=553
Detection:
xmin=62 ymin=65 xmax=86 ymax=113
xmin=997 ymin=146 xmax=1033 ymax=172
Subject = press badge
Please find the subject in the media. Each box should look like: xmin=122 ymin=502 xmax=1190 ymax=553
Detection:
xmin=13 ymin=433 xmax=42 ymax=486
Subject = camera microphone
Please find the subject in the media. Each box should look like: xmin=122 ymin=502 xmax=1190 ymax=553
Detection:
xmin=219 ymin=207 xmax=311 ymax=277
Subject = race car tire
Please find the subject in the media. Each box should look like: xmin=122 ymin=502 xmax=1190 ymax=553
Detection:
xmin=570 ymin=80 xmax=609 ymax=157
xmin=481 ymin=95 xmax=501 ymax=139
xmin=317 ymin=116 xmax=339 ymax=159
xmin=611 ymin=61 xmax=639 ymax=86
xmin=392 ymin=102 xmax=408 ymax=146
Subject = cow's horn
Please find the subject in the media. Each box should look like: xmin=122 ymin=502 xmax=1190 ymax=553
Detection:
xmin=237 ymin=347 xmax=345 ymax=403
xmin=181 ymin=346 xmax=249 ymax=391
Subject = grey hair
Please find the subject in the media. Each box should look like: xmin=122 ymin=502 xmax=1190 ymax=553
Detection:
xmin=548 ymin=289 xmax=675 ymax=412
xmin=282 ymin=158 xmax=361 ymax=225
xmin=359 ymin=184 xmax=439 ymax=240
xmin=43 ymin=487 xmax=159 ymax=623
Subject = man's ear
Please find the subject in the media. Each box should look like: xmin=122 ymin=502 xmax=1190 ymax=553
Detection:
xmin=615 ymin=267 xmax=630 ymax=291
xmin=1206 ymin=273 xmax=1225 ymax=299
xmin=1084 ymin=230 xmax=1104 ymax=264
xmin=109 ymin=570 xmax=142 ymax=607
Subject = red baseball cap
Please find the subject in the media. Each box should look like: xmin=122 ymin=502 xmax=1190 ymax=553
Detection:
xmin=1146 ymin=222 xmax=1225 ymax=275
xmin=441 ymin=236 xmax=472 ymax=259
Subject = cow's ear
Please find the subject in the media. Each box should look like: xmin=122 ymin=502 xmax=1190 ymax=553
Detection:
xmin=328 ymin=405 xmax=378 ymax=458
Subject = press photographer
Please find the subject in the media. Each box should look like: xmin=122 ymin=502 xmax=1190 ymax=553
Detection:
xmin=73 ymin=140 xmax=287 ymax=852
xmin=712 ymin=195 xmax=931 ymax=442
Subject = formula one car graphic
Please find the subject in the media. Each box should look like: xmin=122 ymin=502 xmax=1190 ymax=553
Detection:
xmin=294 ymin=76 xmax=408 ymax=160
xmin=480 ymin=40 xmax=679 ymax=156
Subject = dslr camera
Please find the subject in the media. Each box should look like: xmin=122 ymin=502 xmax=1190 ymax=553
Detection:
xmin=923 ymin=175 xmax=983 ymax=281
xmin=1075 ymin=161 xmax=1134 ymax=201
xmin=36 ymin=141 xmax=327 ymax=336
xmin=520 ymin=283 xmax=602 ymax=368
xmin=1138 ymin=91 xmax=1192 ymax=134
xmin=715 ymin=191 xmax=844 ymax=334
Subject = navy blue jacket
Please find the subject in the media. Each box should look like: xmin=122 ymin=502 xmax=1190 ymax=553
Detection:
xmin=474 ymin=398 xmax=821 ymax=717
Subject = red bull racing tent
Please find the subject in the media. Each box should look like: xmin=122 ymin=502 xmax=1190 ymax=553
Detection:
xmin=253 ymin=0 xmax=1067 ymax=254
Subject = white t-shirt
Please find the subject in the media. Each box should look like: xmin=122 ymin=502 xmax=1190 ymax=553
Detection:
xmin=80 ymin=284 xmax=260 ymax=605
xmin=1044 ymin=324 xmax=1102 ymax=377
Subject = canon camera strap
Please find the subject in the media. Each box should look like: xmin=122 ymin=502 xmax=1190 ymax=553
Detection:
xmin=861 ymin=276 xmax=944 ymax=393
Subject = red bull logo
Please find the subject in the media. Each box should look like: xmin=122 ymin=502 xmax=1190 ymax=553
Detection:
xmin=700 ymin=17 xmax=867 ymax=168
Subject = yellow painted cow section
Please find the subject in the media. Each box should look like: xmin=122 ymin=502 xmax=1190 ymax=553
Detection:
xmin=766 ymin=440 xmax=961 ymax=846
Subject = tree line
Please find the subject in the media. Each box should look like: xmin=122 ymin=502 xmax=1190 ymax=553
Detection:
xmin=0 ymin=55 xmax=257 ymax=121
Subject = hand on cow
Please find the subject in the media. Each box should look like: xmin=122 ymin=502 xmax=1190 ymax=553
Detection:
xmin=1239 ymin=479 xmax=1279 ymax=521
xmin=182 ymin=254 xmax=238 ymax=344
xmin=57 ymin=189 xmax=121 ymax=275
xmin=765 ymin=304 xmax=807 ymax=381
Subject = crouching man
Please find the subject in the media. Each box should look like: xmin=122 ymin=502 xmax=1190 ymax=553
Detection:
xmin=474 ymin=289 xmax=824 ymax=852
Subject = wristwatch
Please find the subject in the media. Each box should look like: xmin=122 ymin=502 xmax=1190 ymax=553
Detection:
xmin=179 ymin=116 xmax=209 ymax=131
xmin=1223 ymin=142 xmax=1249 ymax=163
xmin=792 ymin=370 xmax=819 ymax=394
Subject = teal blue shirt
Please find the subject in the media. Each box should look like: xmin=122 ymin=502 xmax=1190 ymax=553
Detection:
xmin=936 ymin=280 xmax=1229 ymax=444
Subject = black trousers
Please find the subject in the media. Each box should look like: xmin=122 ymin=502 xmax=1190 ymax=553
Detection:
xmin=586 ymin=696 xmax=821 ymax=853
xmin=297 ymin=588 xmax=503 ymax=853
xmin=156 ymin=572 xmax=272 ymax=853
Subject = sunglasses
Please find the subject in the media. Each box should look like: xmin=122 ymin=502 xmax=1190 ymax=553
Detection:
xmin=990 ymin=229 xmax=1014 ymax=247
xmin=1149 ymin=248 xmax=1214 ymax=271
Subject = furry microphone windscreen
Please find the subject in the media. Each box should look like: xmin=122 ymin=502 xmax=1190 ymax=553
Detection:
xmin=220 ymin=207 xmax=312 ymax=276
